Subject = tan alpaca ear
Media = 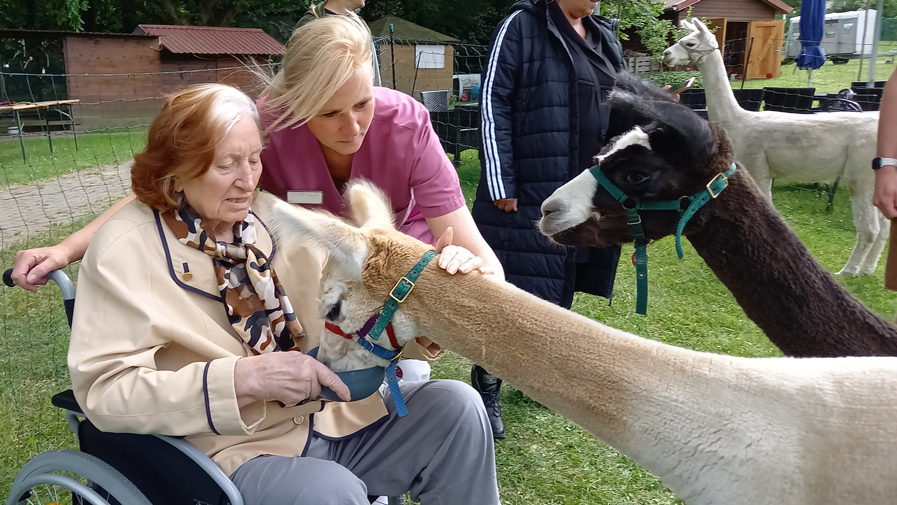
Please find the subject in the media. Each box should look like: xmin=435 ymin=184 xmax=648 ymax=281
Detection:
xmin=269 ymin=199 xmax=368 ymax=278
xmin=344 ymin=179 xmax=396 ymax=230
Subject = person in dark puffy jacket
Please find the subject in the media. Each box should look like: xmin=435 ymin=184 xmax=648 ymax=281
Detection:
xmin=470 ymin=0 xmax=633 ymax=435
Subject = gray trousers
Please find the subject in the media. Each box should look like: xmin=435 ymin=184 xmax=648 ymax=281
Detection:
xmin=230 ymin=380 xmax=501 ymax=505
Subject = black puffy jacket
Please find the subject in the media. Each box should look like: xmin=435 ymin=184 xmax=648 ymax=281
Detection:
xmin=471 ymin=0 xmax=627 ymax=307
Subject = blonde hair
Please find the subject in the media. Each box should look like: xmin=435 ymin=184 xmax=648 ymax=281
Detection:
xmin=261 ymin=13 xmax=374 ymax=132
xmin=132 ymin=84 xmax=260 ymax=212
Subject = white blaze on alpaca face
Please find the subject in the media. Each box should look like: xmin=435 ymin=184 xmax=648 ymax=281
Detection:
xmin=595 ymin=127 xmax=651 ymax=165
xmin=540 ymin=127 xmax=651 ymax=236
xmin=540 ymin=169 xmax=599 ymax=236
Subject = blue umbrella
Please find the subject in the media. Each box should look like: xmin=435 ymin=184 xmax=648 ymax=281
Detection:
xmin=794 ymin=0 xmax=826 ymax=85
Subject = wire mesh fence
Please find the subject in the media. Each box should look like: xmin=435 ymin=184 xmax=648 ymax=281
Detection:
xmin=0 ymin=25 xmax=893 ymax=495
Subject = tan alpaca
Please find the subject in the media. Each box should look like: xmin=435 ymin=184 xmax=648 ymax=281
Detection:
xmin=265 ymin=182 xmax=897 ymax=505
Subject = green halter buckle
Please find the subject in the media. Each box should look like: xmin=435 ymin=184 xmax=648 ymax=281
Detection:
xmin=589 ymin=163 xmax=737 ymax=315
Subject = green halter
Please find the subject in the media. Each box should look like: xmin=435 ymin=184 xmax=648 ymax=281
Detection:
xmin=589 ymin=162 xmax=737 ymax=315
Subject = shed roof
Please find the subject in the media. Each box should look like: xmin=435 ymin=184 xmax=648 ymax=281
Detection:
xmin=133 ymin=25 xmax=284 ymax=55
xmin=665 ymin=0 xmax=793 ymax=14
xmin=367 ymin=16 xmax=459 ymax=44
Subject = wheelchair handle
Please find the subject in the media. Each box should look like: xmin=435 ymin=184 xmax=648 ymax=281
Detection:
xmin=4 ymin=268 xmax=76 ymax=328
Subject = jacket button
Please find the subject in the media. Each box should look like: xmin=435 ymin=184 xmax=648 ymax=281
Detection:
xmin=182 ymin=273 xmax=193 ymax=281
xmin=292 ymin=415 xmax=305 ymax=425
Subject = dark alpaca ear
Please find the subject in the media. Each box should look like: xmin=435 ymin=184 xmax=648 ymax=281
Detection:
xmin=609 ymin=92 xmax=714 ymax=163
xmin=612 ymin=71 xmax=678 ymax=104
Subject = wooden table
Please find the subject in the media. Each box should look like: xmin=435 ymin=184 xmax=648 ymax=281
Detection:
xmin=0 ymin=99 xmax=80 ymax=162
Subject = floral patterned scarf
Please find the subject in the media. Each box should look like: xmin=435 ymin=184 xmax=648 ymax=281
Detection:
xmin=162 ymin=203 xmax=303 ymax=354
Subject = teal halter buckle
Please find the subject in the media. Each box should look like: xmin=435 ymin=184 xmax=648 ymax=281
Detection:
xmin=589 ymin=163 xmax=737 ymax=315
xmin=367 ymin=250 xmax=436 ymax=342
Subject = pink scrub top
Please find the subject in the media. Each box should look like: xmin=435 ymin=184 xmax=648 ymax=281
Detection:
xmin=258 ymin=87 xmax=465 ymax=245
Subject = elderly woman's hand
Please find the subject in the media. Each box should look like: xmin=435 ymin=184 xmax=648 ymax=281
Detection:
xmin=234 ymin=351 xmax=351 ymax=407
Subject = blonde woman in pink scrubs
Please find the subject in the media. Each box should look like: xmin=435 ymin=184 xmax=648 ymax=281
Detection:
xmin=258 ymin=15 xmax=508 ymax=438
xmin=259 ymin=17 xmax=502 ymax=273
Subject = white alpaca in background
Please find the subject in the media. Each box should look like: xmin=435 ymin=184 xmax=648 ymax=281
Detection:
xmin=663 ymin=19 xmax=886 ymax=276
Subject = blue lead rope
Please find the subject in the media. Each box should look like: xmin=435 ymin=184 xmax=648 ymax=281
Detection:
xmin=589 ymin=163 xmax=737 ymax=314
xmin=386 ymin=360 xmax=407 ymax=417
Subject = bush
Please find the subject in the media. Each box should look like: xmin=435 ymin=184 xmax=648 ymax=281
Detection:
xmin=644 ymin=71 xmax=704 ymax=89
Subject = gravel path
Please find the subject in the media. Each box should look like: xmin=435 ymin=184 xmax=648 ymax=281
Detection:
xmin=0 ymin=162 xmax=132 ymax=248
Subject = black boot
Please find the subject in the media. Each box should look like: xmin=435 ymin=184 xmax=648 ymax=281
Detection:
xmin=471 ymin=364 xmax=504 ymax=439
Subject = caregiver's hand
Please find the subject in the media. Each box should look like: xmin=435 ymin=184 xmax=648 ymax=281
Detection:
xmin=435 ymin=227 xmax=495 ymax=275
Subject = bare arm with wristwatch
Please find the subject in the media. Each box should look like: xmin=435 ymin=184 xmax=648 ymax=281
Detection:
xmin=873 ymin=69 xmax=897 ymax=219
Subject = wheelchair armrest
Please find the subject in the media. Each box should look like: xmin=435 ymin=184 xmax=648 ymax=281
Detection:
xmin=52 ymin=389 xmax=84 ymax=414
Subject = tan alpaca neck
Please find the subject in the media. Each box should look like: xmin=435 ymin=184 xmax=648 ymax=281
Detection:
xmin=361 ymin=251 xmax=897 ymax=505
xmin=366 ymin=242 xmax=742 ymax=480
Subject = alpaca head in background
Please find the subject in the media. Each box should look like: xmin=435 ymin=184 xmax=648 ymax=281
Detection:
xmin=663 ymin=19 xmax=718 ymax=67
xmin=539 ymin=73 xmax=729 ymax=247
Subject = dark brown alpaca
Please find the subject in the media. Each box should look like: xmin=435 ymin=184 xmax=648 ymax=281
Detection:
xmin=539 ymin=79 xmax=897 ymax=357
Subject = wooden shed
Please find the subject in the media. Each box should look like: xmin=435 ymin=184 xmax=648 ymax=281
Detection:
xmin=368 ymin=16 xmax=458 ymax=99
xmin=0 ymin=26 xmax=283 ymax=131
xmin=664 ymin=0 xmax=793 ymax=79
xmin=132 ymin=25 xmax=283 ymax=95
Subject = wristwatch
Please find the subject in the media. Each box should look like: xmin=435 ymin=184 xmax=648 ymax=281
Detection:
xmin=872 ymin=157 xmax=897 ymax=170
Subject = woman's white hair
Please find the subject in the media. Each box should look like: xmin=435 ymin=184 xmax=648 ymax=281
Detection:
xmin=260 ymin=13 xmax=374 ymax=132
xmin=190 ymin=83 xmax=261 ymax=135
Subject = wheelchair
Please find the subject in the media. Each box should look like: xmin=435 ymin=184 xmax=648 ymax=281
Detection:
xmin=3 ymin=269 xmax=404 ymax=505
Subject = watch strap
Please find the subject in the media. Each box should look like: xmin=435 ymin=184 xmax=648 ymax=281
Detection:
xmin=874 ymin=157 xmax=897 ymax=169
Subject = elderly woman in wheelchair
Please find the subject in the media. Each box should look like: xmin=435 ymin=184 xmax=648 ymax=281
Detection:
xmin=10 ymin=83 xmax=499 ymax=505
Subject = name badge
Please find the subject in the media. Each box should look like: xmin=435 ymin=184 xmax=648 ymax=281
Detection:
xmin=287 ymin=191 xmax=323 ymax=205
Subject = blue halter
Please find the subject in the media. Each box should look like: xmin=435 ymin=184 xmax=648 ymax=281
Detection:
xmin=350 ymin=250 xmax=437 ymax=417
xmin=589 ymin=162 xmax=737 ymax=315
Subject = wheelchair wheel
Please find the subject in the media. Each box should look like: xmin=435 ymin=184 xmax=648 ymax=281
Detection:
xmin=7 ymin=450 xmax=152 ymax=505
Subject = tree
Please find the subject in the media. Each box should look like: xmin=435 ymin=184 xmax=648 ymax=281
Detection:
xmin=0 ymin=0 xmax=311 ymax=35
xmin=600 ymin=0 xmax=677 ymax=61
xmin=782 ymin=0 xmax=801 ymax=15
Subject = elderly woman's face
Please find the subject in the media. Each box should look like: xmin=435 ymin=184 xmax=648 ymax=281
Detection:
xmin=177 ymin=114 xmax=262 ymax=233
xmin=306 ymin=66 xmax=375 ymax=156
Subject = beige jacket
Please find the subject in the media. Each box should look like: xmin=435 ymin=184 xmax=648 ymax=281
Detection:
xmin=68 ymin=193 xmax=441 ymax=476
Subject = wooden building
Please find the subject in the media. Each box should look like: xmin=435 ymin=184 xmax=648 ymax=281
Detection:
xmin=664 ymin=0 xmax=793 ymax=79
xmin=368 ymin=16 xmax=458 ymax=99
xmin=132 ymin=25 xmax=282 ymax=95
xmin=0 ymin=26 xmax=282 ymax=131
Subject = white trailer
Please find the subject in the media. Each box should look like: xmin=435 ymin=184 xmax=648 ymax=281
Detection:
xmin=786 ymin=9 xmax=878 ymax=60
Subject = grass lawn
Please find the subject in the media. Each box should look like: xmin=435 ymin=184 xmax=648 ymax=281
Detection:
xmin=0 ymin=130 xmax=146 ymax=189
xmin=2 ymin=148 xmax=896 ymax=503
xmin=731 ymin=43 xmax=897 ymax=94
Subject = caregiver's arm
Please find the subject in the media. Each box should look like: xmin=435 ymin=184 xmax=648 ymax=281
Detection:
xmin=12 ymin=194 xmax=136 ymax=291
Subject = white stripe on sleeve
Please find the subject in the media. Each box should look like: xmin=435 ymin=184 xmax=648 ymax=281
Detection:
xmin=481 ymin=10 xmax=523 ymax=201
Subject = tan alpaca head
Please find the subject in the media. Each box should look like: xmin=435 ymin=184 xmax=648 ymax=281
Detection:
xmin=269 ymin=180 xmax=432 ymax=371
xmin=662 ymin=19 xmax=718 ymax=67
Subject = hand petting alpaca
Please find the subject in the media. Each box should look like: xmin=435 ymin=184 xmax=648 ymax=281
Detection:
xmin=435 ymin=226 xmax=495 ymax=275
